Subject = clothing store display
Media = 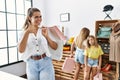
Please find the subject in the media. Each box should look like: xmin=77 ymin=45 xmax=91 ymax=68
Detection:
xmin=109 ymin=32 xmax=120 ymax=62
xmin=95 ymin=20 xmax=119 ymax=80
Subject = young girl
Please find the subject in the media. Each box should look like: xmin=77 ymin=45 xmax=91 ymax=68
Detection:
xmin=84 ymin=35 xmax=104 ymax=80
xmin=71 ymin=27 xmax=90 ymax=80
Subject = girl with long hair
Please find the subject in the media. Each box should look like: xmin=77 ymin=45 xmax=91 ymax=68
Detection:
xmin=71 ymin=27 xmax=90 ymax=80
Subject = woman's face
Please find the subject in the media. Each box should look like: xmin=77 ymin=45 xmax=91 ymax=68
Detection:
xmin=88 ymin=37 xmax=95 ymax=46
xmin=30 ymin=11 xmax=42 ymax=26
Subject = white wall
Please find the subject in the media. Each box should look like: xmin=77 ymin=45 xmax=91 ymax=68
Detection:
xmin=0 ymin=62 xmax=26 ymax=76
xmin=1 ymin=0 xmax=118 ymax=77
xmin=33 ymin=0 xmax=120 ymax=39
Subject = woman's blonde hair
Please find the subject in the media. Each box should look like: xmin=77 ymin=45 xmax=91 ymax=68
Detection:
xmin=87 ymin=35 xmax=99 ymax=48
xmin=23 ymin=8 xmax=40 ymax=30
xmin=75 ymin=27 xmax=90 ymax=49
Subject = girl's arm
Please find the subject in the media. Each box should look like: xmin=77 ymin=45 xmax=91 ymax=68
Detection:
xmin=84 ymin=55 xmax=88 ymax=67
xmin=70 ymin=37 xmax=77 ymax=57
xmin=98 ymin=55 xmax=102 ymax=67
xmin=98 ymin=55 xmax=102 ymax=72
xmin=70 ymin=41 xmax=75 ymax=56
xmin=84 ymin=55 xmax=88 ymax=72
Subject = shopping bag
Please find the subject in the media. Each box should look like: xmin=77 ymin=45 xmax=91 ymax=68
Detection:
xmin=49 ymin=26 xmax=66 ymax=42
xmin=93 ymin=73 xmax=103 ymax=80
xmin=97 ymin=26 xmax=111 ymax=38
xmin=48 ymin=28 xmax=64 ymax=60
xmin=62 ymin=57 xmax=75 ymax=73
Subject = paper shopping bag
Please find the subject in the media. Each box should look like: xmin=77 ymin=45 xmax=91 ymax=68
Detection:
xmin=94 ymin=73 xmax=103 ymax=80
xmin=48 ymin=28 xmax=64 ymax=60
xmin=49 ymin=26 xmax=66 ymax=42
xmin=62 ymin=57 xmax=75 ymax=73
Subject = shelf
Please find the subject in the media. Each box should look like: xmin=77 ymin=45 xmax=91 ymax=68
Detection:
xmin=95 ymin=20 xmax=119 ymax=37
xmin=97 ymin=37 xmax=109 ymax=40
xmin=97 ymin=38 xmax=109 ymax=43
xmin=103 ymin=53 xmax=109 ymax=57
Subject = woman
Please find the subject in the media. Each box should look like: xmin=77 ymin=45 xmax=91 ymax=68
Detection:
xmin=71 ymin=27 xmax=90 ymax=80
xmin=18 ymin=8 xmax=58 ymax=80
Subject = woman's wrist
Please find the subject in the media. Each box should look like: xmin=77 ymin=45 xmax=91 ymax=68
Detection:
xmin=25 ymin=28 xmax=31 ymax=33
xmin=45 ymin=35 xmax=49 ymax=40
xmin=25 ymin=30 xmax=30 ymax=35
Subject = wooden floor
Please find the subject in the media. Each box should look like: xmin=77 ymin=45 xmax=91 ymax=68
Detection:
xmin=55 ymin=76 xmax=69 ymax=80
xmin=21 ymin=75 xmax=69 ymax=80
xmin=20 ymin=71 xmax=116 ymax=80
xmin=55 ymin=68 xmax=116 ymax=80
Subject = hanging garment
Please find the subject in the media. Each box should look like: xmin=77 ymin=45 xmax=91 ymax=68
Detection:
xmin=109 ymin=33 xmax=120 ymax=62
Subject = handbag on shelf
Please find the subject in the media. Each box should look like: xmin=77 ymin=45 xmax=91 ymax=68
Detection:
xmin=62 ymin=57 xmax=75 ymax=73
xmin=93 ymin=73 xmax=103 ymax=80
xmin=97 ymin=26 xmax=112 ymax=38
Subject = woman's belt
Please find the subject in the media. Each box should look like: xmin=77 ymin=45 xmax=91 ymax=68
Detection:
xmin=31 ymin=53 xmax=46 ymax=60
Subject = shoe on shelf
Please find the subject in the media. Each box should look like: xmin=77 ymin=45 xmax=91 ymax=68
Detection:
xmin=101 ymin=64 xmax=109 ymax=71
xmin=102 ymin=64 xmax=112 ymax=72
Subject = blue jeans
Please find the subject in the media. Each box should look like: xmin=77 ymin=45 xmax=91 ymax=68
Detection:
xmin=88 ymin=58 xmax=98 ymax=67
xmin=74 ymin=47 xmax=84 ymax=64
xmin=26 ymin=56 xmax=55 ymax=80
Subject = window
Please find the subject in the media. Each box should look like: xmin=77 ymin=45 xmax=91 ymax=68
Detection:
xmin=0 ymin=0 xmax=32 ymax=67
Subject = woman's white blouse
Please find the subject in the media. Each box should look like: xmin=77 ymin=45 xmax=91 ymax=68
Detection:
xmin=18 ymin=28 xmax=51 ymax=61
xmin=18 ymin=27 xmax=64 ymax=61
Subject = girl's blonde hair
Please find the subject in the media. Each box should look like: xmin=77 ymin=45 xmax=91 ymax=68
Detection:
xmin=23 ymin=8 xmax=40 ymax=30
xmin=87 ymin=35 xmax=99 ymax=48
xmin=75 ymin=27 xmax=90 ymax=49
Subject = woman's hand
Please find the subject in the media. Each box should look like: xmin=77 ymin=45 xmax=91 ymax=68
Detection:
xmin=70 ymin=53 xmax=74 ymax=58
xmin=41 ymin=26 xmax=58 ymax=50
xmin=41 ymin=26 xmax=48 ymax=38
xmin=26 ymin=23 xmax=37 ymax=33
